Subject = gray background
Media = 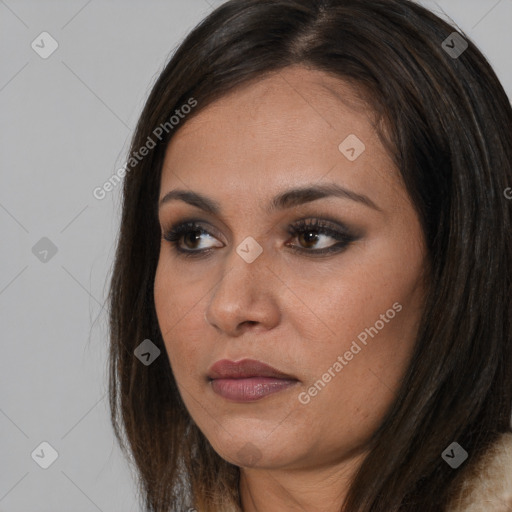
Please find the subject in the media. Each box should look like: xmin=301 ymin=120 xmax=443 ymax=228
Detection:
xmin=1 ymin=1 xmax=511 ymax=510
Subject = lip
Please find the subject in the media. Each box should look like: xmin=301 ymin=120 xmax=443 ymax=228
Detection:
xmin=207 ymin=358 xmax=299 ymax=402
xmin=208 ymin=358 xmax=297 ymax=380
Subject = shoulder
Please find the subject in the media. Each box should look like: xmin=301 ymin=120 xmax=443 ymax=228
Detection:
xmin=446 ymin=432 xmax=512 ymax=512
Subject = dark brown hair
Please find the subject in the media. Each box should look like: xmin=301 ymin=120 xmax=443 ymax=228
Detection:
xmin=108 ymin=0 xmax=512 ymax=510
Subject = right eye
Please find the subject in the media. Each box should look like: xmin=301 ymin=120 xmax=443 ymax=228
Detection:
xmin=162 ymin=220 xmax=223 ymax=257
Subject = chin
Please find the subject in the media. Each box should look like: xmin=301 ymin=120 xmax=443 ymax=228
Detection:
xmin=206 ymin=429 xmax=296 ymax=469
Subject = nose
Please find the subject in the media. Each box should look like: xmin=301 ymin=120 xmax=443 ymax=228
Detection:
xmin=203 ymin=246 xmax=281 ymax=336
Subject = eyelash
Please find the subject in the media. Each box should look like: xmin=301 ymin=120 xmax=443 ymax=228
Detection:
xmin=161 ymin=218 xmax=357 ymax=259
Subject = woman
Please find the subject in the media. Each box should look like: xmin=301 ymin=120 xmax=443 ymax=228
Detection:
xmin=108 ymin=0 xmax=512 ymax=510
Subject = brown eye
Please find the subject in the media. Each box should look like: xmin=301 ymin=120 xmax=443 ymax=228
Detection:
xmin=297 ymin=230 xmax=322 ymax=249
xmin=286 ymin=218 xmax=357 ymax=255
xmin=162 ymin=220 xmax=222 ymax=257
xmin=182 ymin=229 xmax=203 ymax=249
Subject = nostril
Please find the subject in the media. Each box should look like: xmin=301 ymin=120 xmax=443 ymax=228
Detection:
xmin=240 ymin=320 xmax=258 ymax=330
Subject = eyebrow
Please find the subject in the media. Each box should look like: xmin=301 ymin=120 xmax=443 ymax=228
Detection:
xmin=158 ymin=183 xmax=382 ymax=214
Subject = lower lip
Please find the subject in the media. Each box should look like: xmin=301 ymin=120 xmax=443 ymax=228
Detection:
xmin=210 ymin=377 xmax=298 ymax=402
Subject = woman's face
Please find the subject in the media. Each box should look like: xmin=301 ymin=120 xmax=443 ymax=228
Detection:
xmin=154 ymin=65 xmax=427 ymax=472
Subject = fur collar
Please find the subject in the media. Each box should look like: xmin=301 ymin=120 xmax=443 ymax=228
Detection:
xmin=446 ymin=432 xmax=512 ymax=511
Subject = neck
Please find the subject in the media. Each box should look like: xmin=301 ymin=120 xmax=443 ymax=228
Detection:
xmin=239 ymin=450 xmax=367 ymax=512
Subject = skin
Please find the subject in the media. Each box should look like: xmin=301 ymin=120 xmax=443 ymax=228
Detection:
xmin=154 ymin=65 xmax=428 ymax=512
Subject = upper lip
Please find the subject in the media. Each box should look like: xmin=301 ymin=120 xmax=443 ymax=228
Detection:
xmin=207 ymin=358 xmax=297 ymax=380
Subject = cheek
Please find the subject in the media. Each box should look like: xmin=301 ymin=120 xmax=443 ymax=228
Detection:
xmin=296 ymin=241 xmax=424 ymax=431
xmin=300 ymin=251 xmax=421 ymax=358
xmin=154 ymin=257 xmax=205 ymax=378
xmin=154 ymin=255 xmax=188 ymax=328
xmin=290 ymin=299 xmax=421 ymax=456
xmin=154 ymin=249 xmax=213 ymax=333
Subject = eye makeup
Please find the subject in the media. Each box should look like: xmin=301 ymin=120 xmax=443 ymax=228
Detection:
xmin=161 ymin=216 xmax=361 ymax=259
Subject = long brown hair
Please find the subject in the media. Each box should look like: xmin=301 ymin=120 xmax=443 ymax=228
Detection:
xmin=108 ymin=1 xmax=512 ymax=510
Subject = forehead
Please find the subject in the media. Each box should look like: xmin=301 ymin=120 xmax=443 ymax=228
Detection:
xmin=160 ymin=66 xmax=401 ymax=211
xmin=166 ymin=66 xmax=374 ymax=151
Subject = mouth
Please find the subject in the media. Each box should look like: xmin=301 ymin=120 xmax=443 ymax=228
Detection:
xmin=207 ymin=358 xmax=299 ymax=402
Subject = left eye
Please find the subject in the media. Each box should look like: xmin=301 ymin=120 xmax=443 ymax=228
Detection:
xmin=289 ymin=228 xmax=340 ymax=250
xmin=285 ymin=219 xmax=355 ymax=254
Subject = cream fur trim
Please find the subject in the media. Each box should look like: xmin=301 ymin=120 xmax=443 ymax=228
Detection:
xmin=446 ymin=432 xmax=512 ymax=512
